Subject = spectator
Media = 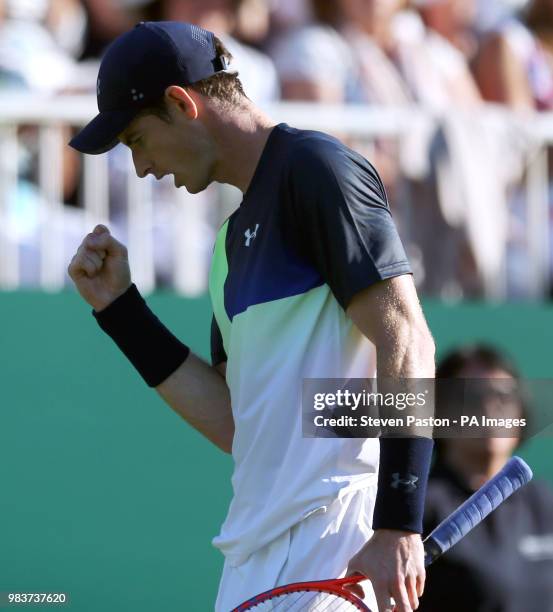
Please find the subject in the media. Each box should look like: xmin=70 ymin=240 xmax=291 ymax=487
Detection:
xmin=395 ymin=4 xmax=527 ymax=302
xmin=420 ymin=344 xmax=553 ymax=612
xmin=394 ymin=0 xmax=481 ymax=111
xmin=0 ymin=0 xmax=84 ymax=92
xmin=473 ymin=0 xmax=553 ymax=297
xmin=394 ymin=2 xmax=481 ymax=110
xmin=271 ymin=0 xmax=411 ymax=104
xmin=232 ymin=0 xmax=271 ymax=47
xmin=474 ymin=0 xmax=553 ymax=110
xmin=272 ymin=0 xmax=480 ymax=109
xmin=78 ymin=0 xmax=135 ymax=60
xmin=267 ymin=0 xmax=312 ymax=36
xmin=161 ymin=0 xmax=279 ymax=104
xmin=474 ymin=0 xmax=527 ymax=33
xmin=413 ymin=0 xmax=479 ymax=62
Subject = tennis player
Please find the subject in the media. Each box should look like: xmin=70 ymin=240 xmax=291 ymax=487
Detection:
xmin=68 ymin=22 xmax=435 ymax=612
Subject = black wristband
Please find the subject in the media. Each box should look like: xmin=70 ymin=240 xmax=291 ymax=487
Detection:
xmin=93 ymin=284 xmax=190 ymax=387
xmin=372 ymin=436 xmax=434 ymax=534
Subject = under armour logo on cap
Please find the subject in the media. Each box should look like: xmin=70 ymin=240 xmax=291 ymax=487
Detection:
xmin=391 ymin=473 xmax=419 ymax=492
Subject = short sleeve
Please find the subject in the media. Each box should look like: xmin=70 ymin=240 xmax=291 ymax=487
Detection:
xmin=210 ymin=316 xmax=227 ymax=366
xmin=284 ymin=137 xmax=412 ymax=309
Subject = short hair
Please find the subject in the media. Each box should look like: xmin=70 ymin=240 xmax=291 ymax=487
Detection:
xmin=137 ymin=36 xmax=247 ymax=122
xmin=311 ymin=0 xmax=341 ymax=26
xmin=434 ymin=344 xmax=529 ymax=455
xmin=436 ymin=344 xmax=520 ymax=379
xmin=190 ymin=37 xmax=246 ymax=104
xmin=523 ymin=0 xmax=553 ymax=33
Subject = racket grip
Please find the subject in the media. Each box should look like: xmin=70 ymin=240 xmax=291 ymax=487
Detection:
xmin=423 ymin=456 xmax=533 ymax=566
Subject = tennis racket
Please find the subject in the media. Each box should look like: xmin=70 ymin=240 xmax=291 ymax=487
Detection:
xmin=232 ymin=456 xmax=533 ymax=611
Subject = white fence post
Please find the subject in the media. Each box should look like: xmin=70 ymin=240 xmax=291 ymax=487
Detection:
xmin=39 ymin=125 xmax=65 ymax=290
xmin=84 ymin=153 xmax=109 ymax=229
xmin=126 ymin=156 xmax=155 ymax=293
xmin=526 ymin=145 xmax=550 ymax=298
xmin=0 ymin=126 xmax=19 ymax=289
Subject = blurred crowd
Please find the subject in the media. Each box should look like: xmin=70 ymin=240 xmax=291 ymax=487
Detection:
xmin=3 ymin=0 xmax=553 ymax=297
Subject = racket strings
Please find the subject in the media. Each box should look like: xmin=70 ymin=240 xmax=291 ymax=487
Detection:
xmin=245 ymin=589 xmax=363 ymax=611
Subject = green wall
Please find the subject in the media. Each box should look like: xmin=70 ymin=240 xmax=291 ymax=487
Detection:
xmin=1 ymin=292 xmax=551 ymax=611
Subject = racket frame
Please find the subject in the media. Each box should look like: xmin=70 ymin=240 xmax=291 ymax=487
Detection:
xmin=233 ymin=575 xmax=369 ymax=611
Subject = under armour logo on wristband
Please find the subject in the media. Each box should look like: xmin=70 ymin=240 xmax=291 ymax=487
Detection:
xmin=391 ymin=473 xmax=419 ymax=492
xmin=244 ymin=224 xmax=259 ymax=247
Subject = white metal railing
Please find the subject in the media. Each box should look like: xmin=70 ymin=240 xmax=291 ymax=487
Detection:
xmin=0 ymin=95 xmax=550 ymax=298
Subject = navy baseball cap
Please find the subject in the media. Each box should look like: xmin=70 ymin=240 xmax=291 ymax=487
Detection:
xmin=69 ymin=21 xmax=229 ymax=155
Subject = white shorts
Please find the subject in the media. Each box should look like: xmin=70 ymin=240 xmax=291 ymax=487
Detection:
xmin=214 ymin=485 xmax=379 ymax=611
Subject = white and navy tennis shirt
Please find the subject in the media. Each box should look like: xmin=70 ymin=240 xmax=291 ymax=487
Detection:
xmin=209 ymin=124 xmax=412 ymax=566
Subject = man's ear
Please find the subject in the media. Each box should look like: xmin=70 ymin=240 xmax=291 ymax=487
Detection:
xmin=164 ymin=85 xmax=198 ymax=119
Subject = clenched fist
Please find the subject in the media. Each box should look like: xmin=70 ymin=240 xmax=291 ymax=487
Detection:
xmin=68 ymin=224 xmax=132 ymax=312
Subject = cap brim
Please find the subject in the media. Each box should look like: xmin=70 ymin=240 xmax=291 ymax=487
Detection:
xmin=69 ymin=107 xmax=140 ymax=154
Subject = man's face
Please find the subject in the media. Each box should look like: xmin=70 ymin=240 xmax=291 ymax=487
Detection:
xmin=338 ymin=0 xmax=404 ymax=27
xmin=163 ymin=0 xmax=233 ymax=34
xmin=446 ymin=367 xmax=522 ymax=461
xmin=119 ymin=106 xmax=216 ymax=194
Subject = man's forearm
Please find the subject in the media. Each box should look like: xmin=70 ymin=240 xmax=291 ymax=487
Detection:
xmin=372 ymin=321 xmax=435 ymax=533
xmin=347 ymin=276 xmax=436 ymax=536
xmin=92 ymin=284 xmax=234 ymax=453
xmin=374 ymin=309 xmax=435 ymax=379
xmin=156 ymin=354 xmax=234 ymax=453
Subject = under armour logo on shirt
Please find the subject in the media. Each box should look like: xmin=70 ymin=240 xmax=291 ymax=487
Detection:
xmin=244 ymin=224 xmax=259 ymax=247
xmin=391 ymin=473 xmax=419 ymax=492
